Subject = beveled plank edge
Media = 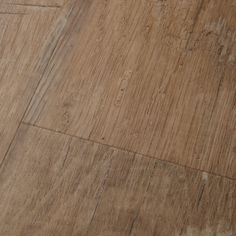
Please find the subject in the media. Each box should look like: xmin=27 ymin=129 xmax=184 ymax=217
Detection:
xmin=20 ymin=121 xmax=236 ymax=182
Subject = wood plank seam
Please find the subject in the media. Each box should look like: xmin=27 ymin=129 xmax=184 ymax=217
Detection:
xmin=21 ymin=0 xmax=236 ymax=178
xmin=1 ymin=123 xmax=234 ymax=235
xmin=21 ymin=121 xmax=236 ymax=181
xmin=22 ymin=0 xmax=94 ymax=123
xmin=0 ymin=1 xmax=78 ymax=168
xmin=0 ymin=1 xmax=235 ymax=234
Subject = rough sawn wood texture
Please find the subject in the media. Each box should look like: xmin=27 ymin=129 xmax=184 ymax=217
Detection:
xmin=0 ymin=0 xmax=236 ymax=235
xmin=0 ymin=125 xmax=235 ymax=235
xmin=24 ymin=0 xmax=236 ymax=178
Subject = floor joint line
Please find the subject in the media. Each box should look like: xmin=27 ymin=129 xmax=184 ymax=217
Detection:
xmin=21 ymin=121 xmax=236 ymax=182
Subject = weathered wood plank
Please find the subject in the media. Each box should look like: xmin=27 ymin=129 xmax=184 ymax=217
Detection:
xmin=23 ymin=0 xmax=236 ymax=178
xmin=0 ymin=124 xmax=125 ymax=235
xmin=87 ymin=154 xmax=236 ymax=236
xmin=0 ymin=0 xmax=90 ymax=163
xmin=0 ymin=125 xmax=235 ymax=235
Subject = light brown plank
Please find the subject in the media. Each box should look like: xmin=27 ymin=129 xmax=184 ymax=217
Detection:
xmin=0 ymin=124 xmax=235 ymax=235
xmin=23 ymin=0 xmax=236 ymax=178
xmin=0 ymin=0 xmax=88 ymax=163
xmin=0 ymin=124 xmax=127 ymax=235
xmin=87 ymin=154 xmax=236 ymax=236
xmin=130 ymin=159 xmax=236 ymax=236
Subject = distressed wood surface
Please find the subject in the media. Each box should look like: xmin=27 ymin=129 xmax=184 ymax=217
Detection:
xmin=0 ymin=124 xmax=235 ymax=236
xmin=0 ymin=0 xmax=78 ymax=163
xmin=0 ymin=3 xmax=59 ymax=162
xmin=23 ymin=0 xmax=236 ymax=178
xmin=0 ymin=0 xmax=236 ymax=235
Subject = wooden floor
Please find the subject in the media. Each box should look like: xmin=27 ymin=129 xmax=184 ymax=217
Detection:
xmin=0 ymin=0 xmax=236 ymax=235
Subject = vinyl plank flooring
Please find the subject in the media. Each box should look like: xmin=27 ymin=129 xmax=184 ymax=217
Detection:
xmin=0 ymin=124 xmax=115 ymax=235
xmin=0 ymin=124 xmax=235 ymax=236
xmin=0 ymin=0 xmax=79 ymax=163
xmin=88 ymin=155 xmax=236 ymax=236
xmin=23 ymin=0 xmax=236 ymax=178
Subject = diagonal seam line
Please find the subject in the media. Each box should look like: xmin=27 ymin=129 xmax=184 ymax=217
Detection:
xmin=21 ymin=122 xmax=236 ymax=182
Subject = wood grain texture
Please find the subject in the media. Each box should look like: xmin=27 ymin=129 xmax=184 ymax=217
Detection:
xmin=2 ymin=0 xmax=64 ymax=8
xmin=88 ymin=155 xmax=236 ymax=236
xmin=0 ymin=124 xmax=114 ymax=235
xmin=0 ymin=0 xmax=79 ymax=163
xmin=23 ymin=0 xmax=236 ymax=178
xmin=0 ymin=124 xmax=235 ymax=236
xmin=1 ymin=0 xmax=236 ymax=235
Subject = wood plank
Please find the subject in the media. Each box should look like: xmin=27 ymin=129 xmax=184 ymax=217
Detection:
xmin=130 ymin=159 xmax=236 ymax=236
xmin=0 ymin=0 xmax=89 ymax=163
xmin=0 ymin=124 xmax=127 ymax=235
xmin=23 ymin=0 xmax=236 ymax=178
xmin=87 ymin=153 xmax=155 ymax=236
xmin=87 ymin=155 xmax=236 ymax=236
xmin=0 ymin=124 xmax=235 ymax=235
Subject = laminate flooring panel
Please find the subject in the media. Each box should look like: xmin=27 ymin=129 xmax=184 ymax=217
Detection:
xmin=0 ymin=124 xmax=235 ymax=236
xmin=23 ymin=0 xmax=236 ymax=178
xmin=0 ymin=0 xmax=80 ymax=163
